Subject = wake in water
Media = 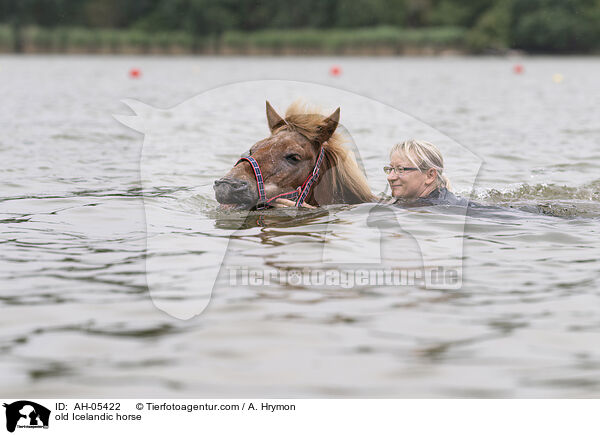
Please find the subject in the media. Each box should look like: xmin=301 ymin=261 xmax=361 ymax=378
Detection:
xmin=467 ymin=180 xmax=600 ymax=219
xmin=184 ymin=180 xmax=600 ymax=224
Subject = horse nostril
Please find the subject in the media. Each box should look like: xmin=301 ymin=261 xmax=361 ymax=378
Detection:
xmin=230 ymin=181 xmax=249 ymax=193
xmin=214 ymin=178 xmax=249 ymax=190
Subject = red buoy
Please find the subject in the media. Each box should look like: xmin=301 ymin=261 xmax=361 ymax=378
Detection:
xmin=329 ymin=65 xmax=342 ymax=77
xmin=513 ymin=64 xmax=524 ymax=74
xmin=129 ymin=68 xmax=141 ymax=79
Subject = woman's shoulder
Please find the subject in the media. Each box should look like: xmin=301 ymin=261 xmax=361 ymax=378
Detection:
xmin=380 ymin=187 xmax=480 ymax=208
xmin=409 ymin=187 xmax=474 ymax=207
xmin=433 ymin=187 xmax=471 ymax=206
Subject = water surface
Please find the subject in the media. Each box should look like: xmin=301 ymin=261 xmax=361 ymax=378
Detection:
xmin=1 ymin=56 xmax=599 ymax=397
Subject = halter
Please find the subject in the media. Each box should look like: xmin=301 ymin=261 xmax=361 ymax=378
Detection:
xmin=236 ymin=146 xmax=325 ymax=210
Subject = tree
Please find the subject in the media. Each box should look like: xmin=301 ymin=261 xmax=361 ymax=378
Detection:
xmin=511 ymin=0 xmax=598 ymax=52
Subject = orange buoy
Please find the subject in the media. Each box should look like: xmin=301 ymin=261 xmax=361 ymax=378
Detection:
xmin=513 ymin=64 xmax=524 ymax=74
xmin=129 ymin=68 xmax=141 ymax=79
xmin=329 ymin=65 xmax=342 ymax=77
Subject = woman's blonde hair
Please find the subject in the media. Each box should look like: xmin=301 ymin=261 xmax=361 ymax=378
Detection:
xmin=389 ymin=139 xmax=452 ymax=191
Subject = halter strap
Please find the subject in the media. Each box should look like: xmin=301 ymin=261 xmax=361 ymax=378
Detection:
xmin=237 ymin=156 xmax=267 ymax=206
xmin=235 ymin=147 xmax=325 ymax=209
xmin=295 ymin=146 xmax=325 ymax=206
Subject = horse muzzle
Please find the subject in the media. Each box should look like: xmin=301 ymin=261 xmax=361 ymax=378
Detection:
xmin=214 ymin=177 xmax=257 ymax=209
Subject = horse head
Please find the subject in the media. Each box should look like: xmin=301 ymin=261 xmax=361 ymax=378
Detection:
xmin=214 ymin=101 xmax=340 ymax=210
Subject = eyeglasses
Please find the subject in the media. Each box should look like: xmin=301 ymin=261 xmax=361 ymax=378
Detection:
xmin=383 ymin=165 xmax=420 ymax=176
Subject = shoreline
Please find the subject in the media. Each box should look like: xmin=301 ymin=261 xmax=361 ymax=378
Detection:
xmin=1 ymin=25 xmax=597 ymax=57
xmin=0 ymin=25 xmax=473 ymax=56
xmin=0 ymin=47 xmax=471 ymax=56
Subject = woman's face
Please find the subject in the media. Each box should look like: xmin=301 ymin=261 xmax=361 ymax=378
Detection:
xmin=387 ymin=152 xmax=436 ymax=199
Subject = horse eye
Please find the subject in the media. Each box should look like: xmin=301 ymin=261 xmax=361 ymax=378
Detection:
xmin=285 ymin=154 xmax=301 ymax=163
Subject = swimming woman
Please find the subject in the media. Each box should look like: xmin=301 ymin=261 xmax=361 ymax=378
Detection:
xmin=384 ymin=139 xmax=470 ymax=207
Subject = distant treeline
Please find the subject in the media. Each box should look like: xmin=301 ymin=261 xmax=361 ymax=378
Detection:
xmin=0 ymin=25 xmax=468 ymax=55
xmin=0 ymin=0 xmax=599 ymax=54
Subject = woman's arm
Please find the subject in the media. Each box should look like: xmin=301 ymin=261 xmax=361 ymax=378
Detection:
xmin=272 ymin=198 xmax=316 ymax=209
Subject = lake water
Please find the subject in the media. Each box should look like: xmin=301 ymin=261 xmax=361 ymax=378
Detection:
xmin=1 ymin=55 xmax=599 ymax=398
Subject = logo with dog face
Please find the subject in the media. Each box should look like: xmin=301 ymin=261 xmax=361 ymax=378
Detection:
xmin=3 ymin=401 xmax=50 ymax=433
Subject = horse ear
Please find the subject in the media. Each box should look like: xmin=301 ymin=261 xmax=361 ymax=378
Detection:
xmin=266 ymin=101 xmax=286 ymax=133
xmin=314 ymin=107 xmax=340 ymax=144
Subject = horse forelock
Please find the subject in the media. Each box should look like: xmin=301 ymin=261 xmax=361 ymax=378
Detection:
xmin=283 ymin=100 xmax=329 ymax=141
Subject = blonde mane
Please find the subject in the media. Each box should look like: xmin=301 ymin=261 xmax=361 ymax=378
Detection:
xmin=280 ymin=101 xmax=375 ymax=205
